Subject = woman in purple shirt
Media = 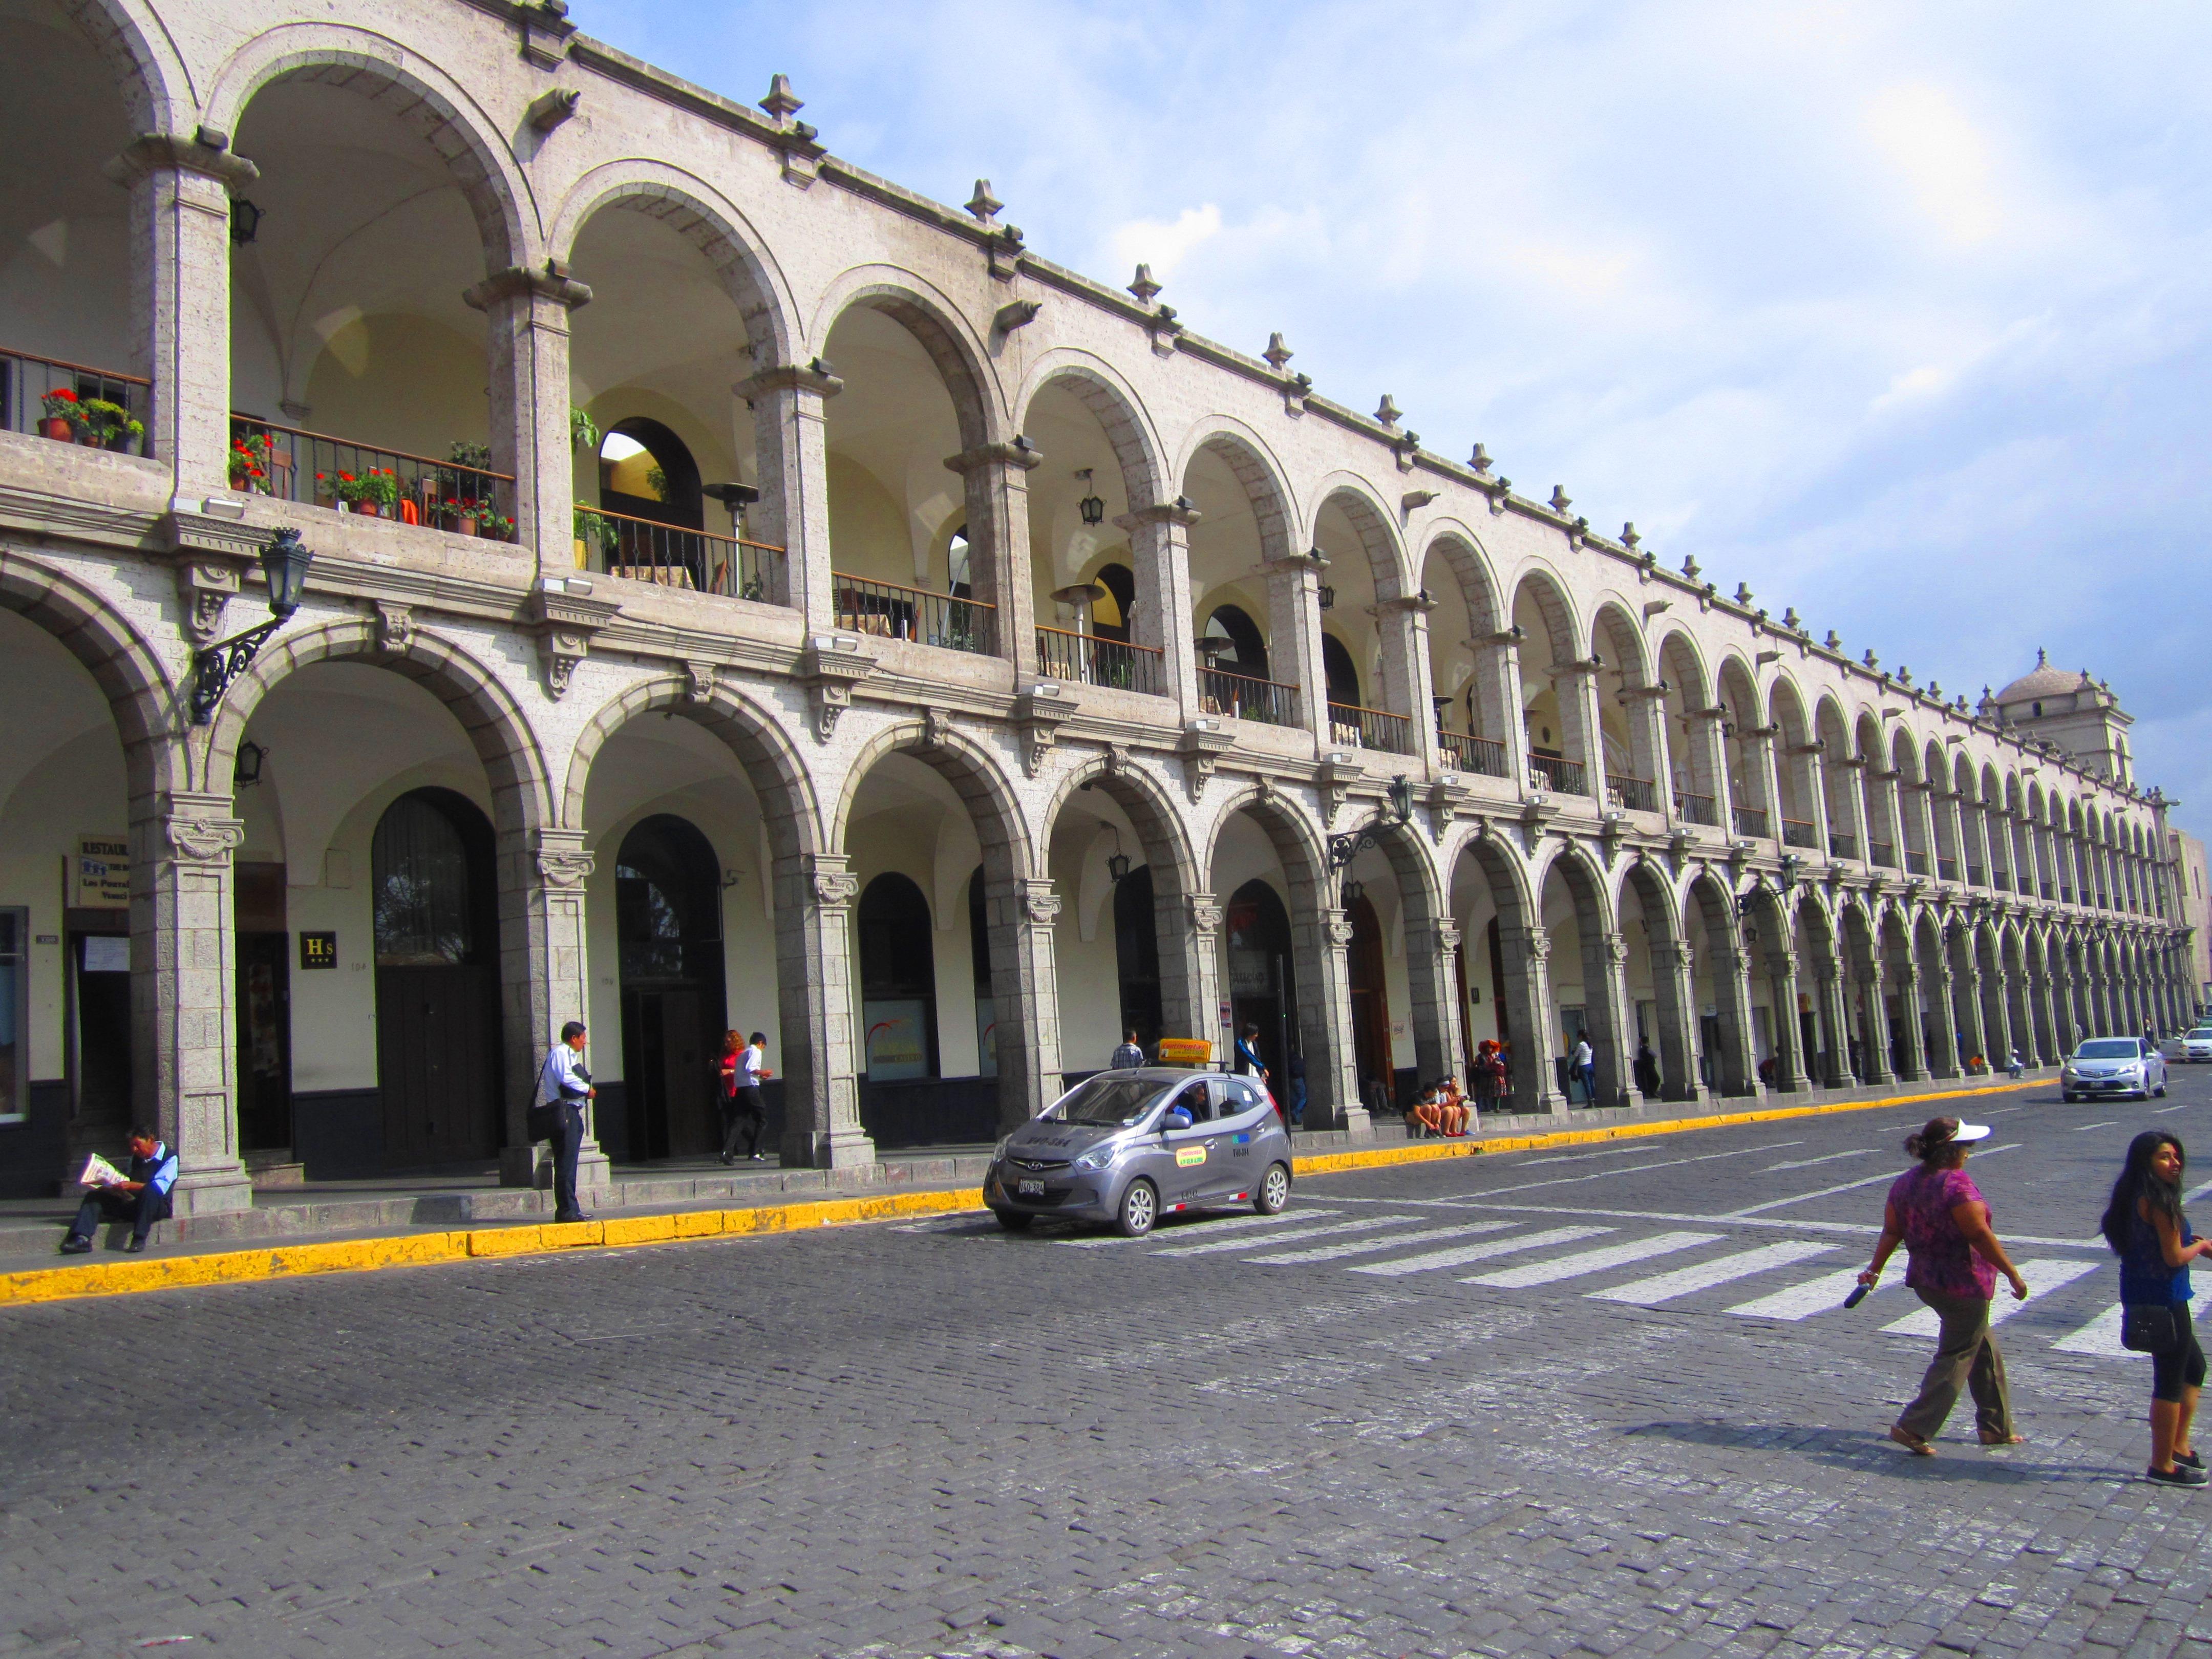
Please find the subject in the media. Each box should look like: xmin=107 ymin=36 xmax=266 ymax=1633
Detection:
xmin=1858 ymin=1116 xmax=2030 ymax=1455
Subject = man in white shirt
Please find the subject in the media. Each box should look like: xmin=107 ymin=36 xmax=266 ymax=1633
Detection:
xmin=59 ymin=1128 xmax=178 ymax=1254
xmin=722 ymin=1031 xmax=772 ymax=1163
xmin=536 ymin=1020 xmax=595 ymax=1222
xmin=1571 ymin=1034 xmax=1596 ymax=1104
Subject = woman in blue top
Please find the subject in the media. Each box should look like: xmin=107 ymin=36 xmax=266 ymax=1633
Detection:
xmin=2099 ymin=1131 xmax=2212 ymax=1486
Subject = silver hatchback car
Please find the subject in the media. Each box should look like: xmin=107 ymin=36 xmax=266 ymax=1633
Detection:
xmin=983 ymin=1067 xmax=1294 ymax=1237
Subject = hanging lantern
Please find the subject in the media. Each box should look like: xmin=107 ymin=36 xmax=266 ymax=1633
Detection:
xmin=1076 ymin=467 xmax=1105 ymax=526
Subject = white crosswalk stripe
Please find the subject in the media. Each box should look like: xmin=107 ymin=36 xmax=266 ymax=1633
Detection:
xmin=1589 ymin=1240 xmax=1841 ymax=1307
xmin=1726 ymin=1267 xmax=1900 ymax=1322
xmin=1150 ymin=1215 xmax=1418 ymax=1258
xmin=1057 ymin=1208 xmax=1339 ymax=1247
xmin=2053 ymin=1305 xmax=2139 ymax=1357
xmin=1244 ymin=1221 xmax=1518 ymax=1265
xmin=1462 ymin=1230 xmax=1722 ymax=1289
xmin=1880 ymin=1258 xmax=2102 ymax=1336
xmin=1347 ymin=1225 xmax=1614 ymax=1278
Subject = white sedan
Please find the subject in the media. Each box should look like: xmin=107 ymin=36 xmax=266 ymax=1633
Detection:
xmin=2061 ymin=1037 xmax=2168 ymax=1102
xmin=2173 ymin=1026 xmax=2212 ymax=1064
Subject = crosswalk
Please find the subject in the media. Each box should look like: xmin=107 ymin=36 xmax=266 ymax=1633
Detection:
xmin=1054 ymin=1205 xmax=2146 ymax=1362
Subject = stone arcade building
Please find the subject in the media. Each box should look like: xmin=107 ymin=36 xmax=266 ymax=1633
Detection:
xmin=0 ymin=0 xmax=2195 ymax=1211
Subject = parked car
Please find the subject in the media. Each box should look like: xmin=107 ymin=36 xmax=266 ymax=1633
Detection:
xmin=2169 ymin=1026 xmax=2212 ymax=1064
xmin=983 ymin=1068 xmax=1293 ymax=1237
xmin=2060 ymin=1036 xmax=2168 ymax=1102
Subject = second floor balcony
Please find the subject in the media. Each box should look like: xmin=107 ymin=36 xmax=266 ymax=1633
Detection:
xmin=1439 ymin=732 xmax=1509 ymax=780
xmin=1198 ymin=666 xmax=1299 ymax=729
xmin=1608 ymin=774 xmax=1658 ymax=814
xmin=1678 ymin=791 xmax=1721 ymax=828
xmin=1782 ymin=817 xmax=1820 ymax=850
xmin=1329 ymin=701 xmax=1414 ymax=757
xmin=832 ymin=573 xmax=995 ymax=655
xmin=1034 ymin=627 xmax=1165 ymax=698
xmin=1529 ymin=750 xmax=1586 ymax=797
xmin=5 ymin=347 xmax=150 ymax=455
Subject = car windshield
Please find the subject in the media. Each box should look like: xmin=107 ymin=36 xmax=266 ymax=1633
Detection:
xmin=2076 ymin=1040 xmax=2140 ymax=1060
xmin=2192 ymin=1029 xmax=2212 ymax=1040
xmin=1050 ymin=1075 xmax=1171 ymax=1126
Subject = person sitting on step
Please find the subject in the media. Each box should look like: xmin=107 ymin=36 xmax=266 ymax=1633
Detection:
xmin=59 ymin=1128 xmax=177 ymax=1256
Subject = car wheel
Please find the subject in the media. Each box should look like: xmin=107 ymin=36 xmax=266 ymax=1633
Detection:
xmin=2156 ymin=1083 xmax=2168 ymax=1099
xmin=2062 ymin=1092 xmax=2077 ymax=1103
xmin=992 ymin=1207 xmax=1034 ymax=1232
xmin=1115 ymin=1178 xmax=1159 ymax=1238
xmin=1256 ymin=1161 xmax=1291 ymax=1216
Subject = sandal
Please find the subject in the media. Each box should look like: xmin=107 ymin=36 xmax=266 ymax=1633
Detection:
xmin=1889 ymin=1425 xmax=1936 ymax=1457
xmin=1979 ymin=1430 xmax=2026 ymax=1446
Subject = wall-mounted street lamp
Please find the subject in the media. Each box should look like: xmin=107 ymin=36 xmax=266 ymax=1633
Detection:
xmin=233 ymin=739 xmax=267 ymax=788
xmin=1327 ymin=774 xmax=1418 ymax=881
xmin=193 ymin=528 xmax=312 ymax=725
xmin=229 ymin=198 xmax=263 ymax=245
xmin=1104 ymin=823 xmax=1131 ymax=885
xmin=1315 ymin=583 xmax=1336 ymax=611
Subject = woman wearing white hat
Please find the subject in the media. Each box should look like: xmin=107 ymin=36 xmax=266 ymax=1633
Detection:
xmin=1858 ymin=1115 xmax=2030 ymax=1455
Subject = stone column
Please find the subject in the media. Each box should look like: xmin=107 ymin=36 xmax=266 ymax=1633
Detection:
xmin=1813 ymin=952 xmax=1852 ymax=1088
xmin=1889 ymin=965 xmax=1930 ymax=1080
xmin=1495 ymin=923 xmax=1567 ymax=1114
xmin=1117 ymin=500 xmax=1200 ymax=719
xmin=773 ymin=852 xmax=876 ymax=1167
xmin=1743 ymin=728 xmax=1783 ymax=838
xmin=1953 ymin=962 xmax=1989 ymax=1073
xmin=986 ymin=876 xmax=1065 ymax=1130
xmin=133 ymin=792 xmax=251 ymax=1216
xmin=108 ymin=135 xmax=257 ymax=492
xmin=1923 ymin=960 xmax=1962 ymax=1078
xmin=1766 ymin=949 xmax=1813 ymax=1094
xmin=1294 ymin=906 xmax=1368 ymax=1130
xmin=1801 ymin=747 xmax=1836 ymax=852
xmin=498 ymin=828 xmax=610 ymax=1197
xmin=2029 ymin=967 xmax=2060 ymax=1066
xmin=1708 ymin=940 xmax=1760 ymax=1098
xmin=1477 ymin=633 xmax=1529 ymax=784
xmin=1265 ymin=551 xmax=1330 ymax=745
xmin=1689 ymin=709 xmax=1732 ymax=827
xmin=1403 ymin=917 xmax=1465 ymax=1093
xmin=1375 ymin=593 xmax=1441 ymax=773
xmin=2005 ymin=963 xmax=2035 ymax=1065
xmin=946 ymin=441 xmax=1045 ymax=682
xmin=737 ymin=361 xmax=842 ymax=625
xmin=1581 ymin=929 xmax=1644 ymax=1108
xmin=469 ymin=266 xmax=594 ymax=579
xmin=1626 ymin=687 xmax=1670 ymax=809
xmin=1158 ymin=890 xmax=1223 ymax=1051
xmin=1648 ymin=937 xmax=1703 ymax=1103
xmin=1554 ymin=660 xmax=1605 ymax=801
xmin=1857 ymin=969 xmax=1899 ymax=1084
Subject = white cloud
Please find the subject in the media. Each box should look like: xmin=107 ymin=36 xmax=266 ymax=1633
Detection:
xmin=1109 ymin=203 xmax=1221 ymax=279
xmin=1863 ymin=82 xmax=2004 ymax=248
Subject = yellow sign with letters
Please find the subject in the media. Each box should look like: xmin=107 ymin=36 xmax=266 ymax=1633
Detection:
xmin=1174 ymin=1146 xmax=1207 ymax=1167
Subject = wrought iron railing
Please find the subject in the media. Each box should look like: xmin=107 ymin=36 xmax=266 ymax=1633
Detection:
xmin=830 ymin=573 xmax=994 ymax=654
xmin=1829 ymin=831 xmax=1858 ymax=859
xmin=228 ymin=416 xmax=516 ymax=535
xmin=1990 ymin=869 xmax=2009 ymax=891
xmin=1197 ymin=667 xmax=1299 ymax=728
xmin=1869 ymin=841 xmax=1898 ymax=869
xmin=588 ymin=506 xmax=779 ymax=601
xmin=1034 ymin=627 xmax=1165 ymax=697
xmin=1529 ymin=752 xmax=1587 ymax=796
xmin=1905 ymin=849 xmax=1929 ymax=876
xmin=1782 ymin=818 xmax=1819 ymax=850
xmin=1328 ymin=701 xmax=1414 ymax=755
xmin=1938 ymin=857 xmax=1959 ymax=882
xmin=1677 ymin=791 xmax=1720 ymax=827
xmin=1438 ymin=731 xmax=1509 ymax=779
xmin=1733 ymin=804 xmax=1770 ymax=839
xmin=4 ymin=347 xmax=152 ymax=454
xmin=1608 ymin=774 xmax=1658 ymax=813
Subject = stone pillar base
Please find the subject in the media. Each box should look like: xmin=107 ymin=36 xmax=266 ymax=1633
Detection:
xmin=1336 ymin=1105 xmax=1372 ymax=1135
xmin=172 ymin=1168 xmax=254 ymax=1217
xmin=783 ymin=1126 xmax=879 ymax=1169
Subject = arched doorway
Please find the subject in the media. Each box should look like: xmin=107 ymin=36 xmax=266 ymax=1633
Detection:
xmin=1345 ymin=892 xmax=1392 ymax=1110
xmin=857 ymin=873 xmax=938 ymax=1082
xmin=1226 ymin=879 xmax=1296 ymax=1086
xmin=614 ymin=814 xmax=727 ymax=1162
xmin=600 ymin=417 xmax=703 ymax=530
xmin=371 ymin=788 xmax=501 ymax=1166
xmin=1114 ymin=864 xmax=1163 ymax=1049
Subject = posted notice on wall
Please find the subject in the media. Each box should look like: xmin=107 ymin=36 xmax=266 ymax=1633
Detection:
xmin=71 ymin=835 xmax=130 ymax=909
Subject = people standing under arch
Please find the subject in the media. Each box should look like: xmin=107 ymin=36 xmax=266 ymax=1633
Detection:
xmin=719 ymin=1030 xmax=771 ymax=1164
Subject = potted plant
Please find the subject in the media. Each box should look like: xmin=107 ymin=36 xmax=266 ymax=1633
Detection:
xmin=570 ymin=407 xmax=599 ymax=453
xmin=573 ymin=505 xmax=614 ymax=568
xmin=445 ymin=497 xmax=478 ymax=536
xmin=78 ymin=399 xmax=144 ymax=454
xmin=345 ymin=467 xmax=400 ymax=516
xmin=229 ymin=435 xmax=273 ymax=492
xmin=38 ymin=387 xmax=79 ymax=441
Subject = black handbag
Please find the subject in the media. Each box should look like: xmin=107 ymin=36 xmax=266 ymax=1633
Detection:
xmin=526 ymin=1102 xmax=560 ymax=1143
xmin=2121 ymin=1303 xmax=2181 ymax=1354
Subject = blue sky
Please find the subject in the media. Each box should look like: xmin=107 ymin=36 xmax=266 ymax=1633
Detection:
xmin=575 ymin=0 xmax=2212 ymax=839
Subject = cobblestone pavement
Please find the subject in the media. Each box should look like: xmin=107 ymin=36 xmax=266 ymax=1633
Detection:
xmin=6 ymin=1073 xmax=2212 ymax=1658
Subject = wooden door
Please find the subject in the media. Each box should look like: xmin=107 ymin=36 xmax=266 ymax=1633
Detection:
xmin=235 ymin=931 xmax=293 ymax=1151
xmin=375 ymin=963 xmax=501 ymax=1165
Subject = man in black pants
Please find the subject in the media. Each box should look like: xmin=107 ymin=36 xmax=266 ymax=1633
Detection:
xmin=723 ymin=1030 xmax=771 ymax=1163
xmin=59 ymin=1129 xmax=176 ymax=1254
xmin=535 ymin=1020 xmax=595 ymax=1223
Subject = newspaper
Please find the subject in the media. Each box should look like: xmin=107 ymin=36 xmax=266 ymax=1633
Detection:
xmin=76 ymin=1153 xmax=127 ymax=1189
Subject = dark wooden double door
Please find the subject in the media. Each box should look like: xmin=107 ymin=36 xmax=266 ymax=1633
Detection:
xmin=375 ymin=963 xmax=502 ymax=1165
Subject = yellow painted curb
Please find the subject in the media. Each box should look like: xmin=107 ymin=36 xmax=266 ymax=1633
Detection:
xmin=0 ymin=1186 xmax=982 ymax=1308
xmin=0 ymin=1081 xmax=2033 ymax=1308
xmin=1288 ymin=1077 xmax=2039 ymax=1178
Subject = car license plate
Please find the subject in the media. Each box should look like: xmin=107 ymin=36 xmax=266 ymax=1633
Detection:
xmin=1017 ymin=1178 xmax=1045 ymax=1197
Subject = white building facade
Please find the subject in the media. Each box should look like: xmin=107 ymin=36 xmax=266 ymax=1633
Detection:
xmin=0 ymin=0 xmax=2194 ymax=1210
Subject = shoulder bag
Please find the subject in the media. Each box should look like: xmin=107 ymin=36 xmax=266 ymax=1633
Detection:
xmin=2121 ymin=1303 xmax=2181 ymax=1354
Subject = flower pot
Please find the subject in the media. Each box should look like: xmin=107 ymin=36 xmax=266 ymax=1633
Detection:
xmin=231 ymin=477 xmax=251 ymax=492
xmin=454 ymin=515 xmax=477 ymax=538
xmin=41 ymin=417 xmax=72 ymax=441
xmin=104 ymin=432 xmax=136 ymax=454
xmin=573 ymin=537 xmax=589 ymax=569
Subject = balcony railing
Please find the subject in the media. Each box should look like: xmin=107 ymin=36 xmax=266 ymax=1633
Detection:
xmin=1677 ymin=791 xmax=1720 ymax=827
xmin=1439 ymin=732 xmax=1509 ymax=779
xmin=1782 ymin=817 xmax=1819 ymax=850
xmin=1938 ymin=857 xmax=1959 ymax=882
xmin=1733 ymin=804 xmax=1770 ymax=839
xmin=1198 ymin=667 xmax=1299 ymax=728
xmin=1869 ymin=841 xmax=1898 ymax=869
xmin=1829 ymin=831 xmax=1859 ymax=859
xmin=1904 ymin=849 xmax=1929 ymax=876
xmin=831 ymin=573 xmax=994 ymax=654
xmin=228 ymin=416 xmax=516 ymax=535
xmin=1529 ymin=751 xmax=1587 ymax=796
xmin=1966 ymin=863 xmax=1984 ymax=886
xmin=1608 ymin=774 xmax=1658 ymax=813
xmin=4 ymin=348 xmax=151 ymax=454
xmin=1328 ymin=701 xmax=1414 ymax=755
xmin=590 ymin=506 xmax=778 ymax=601
xmin=1034 ymin=627 xmax=1164 ymax=697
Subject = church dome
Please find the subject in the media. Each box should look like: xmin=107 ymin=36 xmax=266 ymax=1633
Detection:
xmin=1994 ymin=648 xmax=2090 ymax=706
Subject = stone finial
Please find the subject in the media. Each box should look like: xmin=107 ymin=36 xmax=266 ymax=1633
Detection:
xmin=1928 ymin=680 xmax=1942 ymax=699
xmin=760 ymin=74 xmax=804 ymax=125
xmin=1264 ymin=332 xmax=1294 ymax=370
xmin=1682 ymin=555 xmax=1700 ymax=580
xmin=1375 ymin=394 xmax=1402 ymax=428
xmin=1621 ymin=522 xmax=1640 ymax=553
xmin=1781 ymin=606 xmax=1801 ymax=630
xmin=2035 ymin=645 xmax=2050 ymax=669
xmin=1470 ymin=442 xmax=1493 ymax=475
xmin=1733 ymin=582 xmax=1754 ymax=606
xmin=1128 ymin=264 xmax=1161 ymax=305
xmin=1862 ymin=648 xmax=1879 ymax=669
xmin=1898 ymin=665 xmax=1913 ymax=686
xmin=1548 ymin=485 xmax=1572 ymax=516
xmin=1824 ymin=629 xmax=1842 ymax=650
xmin=965 ymin=179 xmax=1003 ymax=224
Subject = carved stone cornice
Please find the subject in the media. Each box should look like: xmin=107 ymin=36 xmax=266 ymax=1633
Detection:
xmin=1114 ymin=499 xmax=1202 ymax=533
xmin=527 ymin=581 xmax=620 ymax=700
xmin=164 ymin=812 xmax=244 ymax=864
xmin=1186 ymin=893 xmax=1223 ymax=939
xmin=797 ymin=634 xmax=878 ymax=741
xmin=462 ymin=265 xmax=594 ymax=312
xmin=1013 ymin=684 xmax=1074 ymax=777
xmin=1315 ymin=752 xmax=1365 ymax=826
xmin=1177 ymin=721 xmax=1233 ymax=802
xmin=157 ymin=507 xmax=269 ymax=645
xmin=1017 ymin=879 xmax=1061 ymax=926
xmin=105 ymin=133 xmax=260 ymax=191
xmin=943 ymin=440 xmax=1044 ymax=477
xmin=806 ymin=854 xmax=858 ymax=912
xmin=535 ymin=828 xmax=593 ymax=890
xmin=734 ymin=362 xmax=844 ymax=403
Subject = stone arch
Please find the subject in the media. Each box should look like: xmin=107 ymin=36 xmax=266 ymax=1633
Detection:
xmin=54 ymin=0 xmax=189 ymax=129
xmin=831 ymin=718 xmax=1033 ymax=879
xmin=0 ymin=548 xmax=178 ymax=785
xmin=1657 ymin=628 xmax=1715 ymax=708
xmin=1039 ymin=751 xmax=1201 ymax=905
xmin=1418 ymin=524 xmax=1504 ymax=635
xmin=1307 ymin=475 xmax=1413 ymax=601
xmin=1014 ymin=355 xmax=1169 ymax=512
xmin=813 ymin=270 xmax=999 ymax=451
xmin=549 ymin=164 xmax=798 ymax=365
xmin=1590 ymin=598 xmax=1653 ymax=688
xmin=203 ymin=26 xmax=534 ymax=271
xmin=1178 ymin=420 xmax=1299 ymax=566
xmin=1618 ymin=853 xmax=1697 ymax=1100
xmin=1684 ymin=865 xmax=1758 ymax=1095
xmin=1508 ymin=564 xmax=1582 ymax=667
xmin=1534 ymin=839 xmax=1635 ymax=1106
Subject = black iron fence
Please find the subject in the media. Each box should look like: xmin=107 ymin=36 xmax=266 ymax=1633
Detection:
xmin=1328 ymin=701 xmax=1414 ymax=755
xmin=4 ymin=347 xmax=151 ymax=454
xmin=586 ymin=506 xmax=779 ymax=600
xmin=1034 ymin=626 xmax=1165 ymax=697
xmin=1529 ymin=752 xmax=1587 ymax=795
xmin=1197 ymin=666 xmax=1299 ymax=728
xmin=227 ymin=416 xmax=516 ymax=536
xmin=1678 ymin=791 xmax=1720 ymax=827
xmin=1439 ymin=731 xmax=1509 ymax=779
xmin=830 ymin=573 xmax=995 ymax=654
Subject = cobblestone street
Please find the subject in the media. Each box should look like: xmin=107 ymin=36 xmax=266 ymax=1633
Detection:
xmin=7 ymin=1078 xmax=2212 ymax=1658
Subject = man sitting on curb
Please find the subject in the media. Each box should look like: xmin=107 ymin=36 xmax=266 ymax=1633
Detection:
xmin=59 ymin=1128 xmax=177 ymax=1255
